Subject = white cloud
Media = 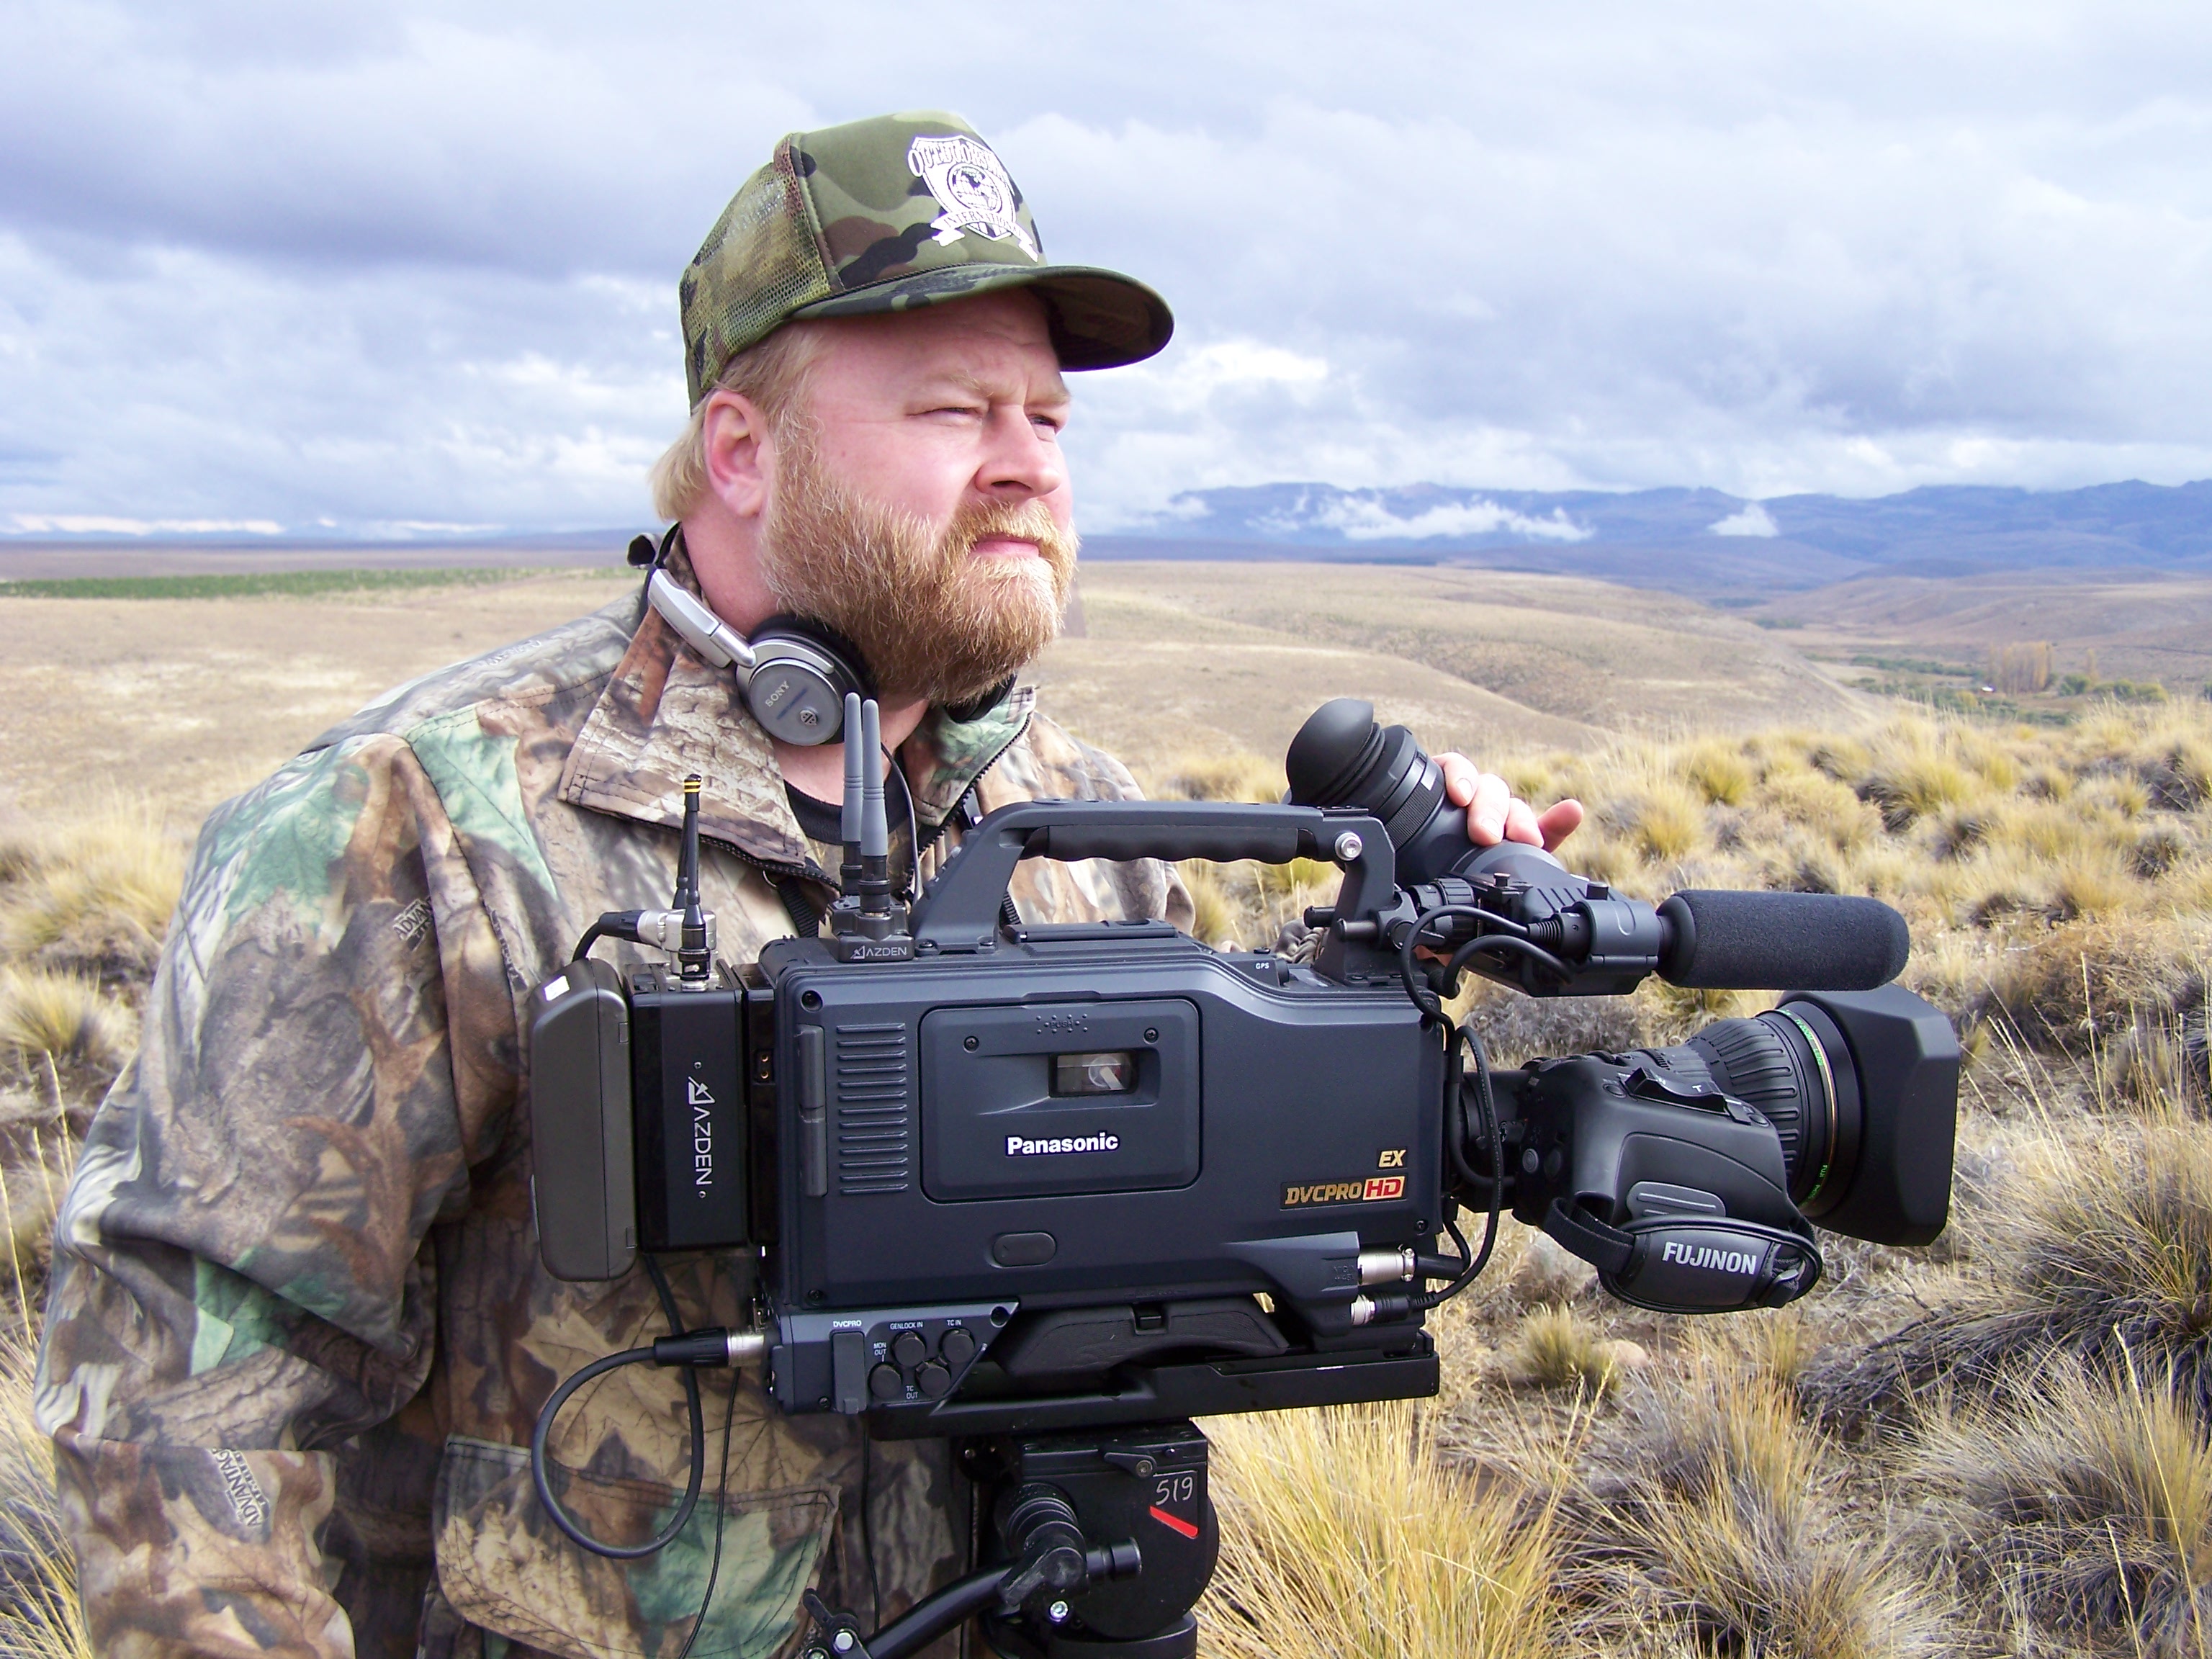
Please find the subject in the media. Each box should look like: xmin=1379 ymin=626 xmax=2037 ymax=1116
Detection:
xmin=1708 ymin=503 xmax=1780 ymax=537
xmin=1161 ymin=341 xmax=1330 ymax=398
xmin=1310 ymin=498 xmax=1594 ymax=543
xmin=6 ymin=513 xmax=283 ymax=536
xmin=4 ymin=1 xmax=2212 ymax=532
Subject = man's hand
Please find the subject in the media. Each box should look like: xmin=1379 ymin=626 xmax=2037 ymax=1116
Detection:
xmin=1436 ymin=752 xmax=1585 ymax=851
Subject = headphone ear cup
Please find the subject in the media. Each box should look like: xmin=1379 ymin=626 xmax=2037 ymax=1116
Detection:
xmin=743 ymin=621 xmax=871 ymax=745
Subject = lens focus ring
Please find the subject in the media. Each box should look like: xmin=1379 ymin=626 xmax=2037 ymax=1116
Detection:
xmin=1687 ymin=1016 xmax=1820 ymax=1197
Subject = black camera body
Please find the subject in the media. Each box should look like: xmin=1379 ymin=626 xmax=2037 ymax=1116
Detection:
xmin=530 ymin=701 xmax=1959 ymax=1442
xmin=754 ymin=914 xmax=1444 ymax=1433
xmin=535 ymin=799 xmax=1455 ymax=1437
xmin=526 ymin=698 xmax=1961 ymax=1657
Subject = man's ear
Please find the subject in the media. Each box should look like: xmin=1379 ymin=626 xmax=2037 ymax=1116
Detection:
xmin=701 ymin=390 xmax=775 ymax=521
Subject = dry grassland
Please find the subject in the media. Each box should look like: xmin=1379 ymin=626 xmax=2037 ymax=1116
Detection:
xmin=1043 ymin=560 xmax=1867 ymax=775
xmin=4 ymin=563 xmax=2212 ymax=1657
xmin=1753 ymin=569 xmax=2212 ymax=692
xmin=0 ymin=569 xmax=644 ymax=825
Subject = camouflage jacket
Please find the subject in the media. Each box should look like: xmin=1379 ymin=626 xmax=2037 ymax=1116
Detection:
xmin=35 ymin=569 xmax=1190 ymax=1659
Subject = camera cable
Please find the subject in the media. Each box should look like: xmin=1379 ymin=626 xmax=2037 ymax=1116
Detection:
xmin=1380 ymin=904 xmax=1511 ymax=1313
xmin=1395 ymin=903 xmax=1570 ymax=1018
xmin=886 ymin=742 xmax=920 ymax=904
xmin=1395 ymin=902 xmax=1485 ymax=1019
xmin=1408 ymin=1024 xmax=1503 ymax=1310
xmin=1457 ymin=1023 xmax=1505 ymax=1280
xmin=530 ymin=1258 xmax=719 ymax=1563
xmin=1444 ymin=932 xmax=1573 ymax=985
xmin=673 ymin=1353 xmax=740 ymax=1659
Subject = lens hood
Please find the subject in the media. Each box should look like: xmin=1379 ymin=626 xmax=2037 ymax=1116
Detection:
xmin=1776 ymin=986 xmax=1959 ymax=1246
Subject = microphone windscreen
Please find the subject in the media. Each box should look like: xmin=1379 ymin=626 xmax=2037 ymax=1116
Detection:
xmin=1658 ymin=890 xmax=1909 ymax=990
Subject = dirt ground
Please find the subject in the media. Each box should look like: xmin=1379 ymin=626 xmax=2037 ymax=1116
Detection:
xmin=0 ymin=560 xmax=1868 ymax=832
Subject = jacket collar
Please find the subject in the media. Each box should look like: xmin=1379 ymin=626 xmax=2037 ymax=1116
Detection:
xmin=558 ymin=554 xmax=1032 ymax=868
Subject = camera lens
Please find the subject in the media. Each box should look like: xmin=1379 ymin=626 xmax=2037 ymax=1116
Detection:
xmin=1687 ymin=1005 xmax=1862 ymax=1215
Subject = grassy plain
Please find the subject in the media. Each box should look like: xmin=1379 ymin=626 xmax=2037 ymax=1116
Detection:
xmin=5 ymin=559 xmax=2212 ymax=1656
xmin=1750 ymin=569 xmax=2212 ymax=696
xmin=0 ymin=567 xmax=642 ymax=824
xmin=1043 ymin=560 xmax=1867 ymax=773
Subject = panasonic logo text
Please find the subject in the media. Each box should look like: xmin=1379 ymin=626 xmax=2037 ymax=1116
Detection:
xmin=1660 ymin=1240 xmax=1759 ymax=1274
xmin=1005 ymin=1133 xmax=1119 ymax=1157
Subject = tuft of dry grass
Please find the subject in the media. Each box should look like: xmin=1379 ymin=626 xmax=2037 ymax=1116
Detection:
xmin=1573 ymin=1364 xmax=1956 ymax=1658
xmin=1151 ymin=751 xmax=1287 ymax=806
xmin=1200 ymin=1401 xmax=1567 ymax=1659
xmin=1684 ymin=1308 xmax=1823 ymax=1393
xmin=1683 ymin=740 xmax=1755 ymax=807
xmin=1615 ymin=781 xmax=1709 ymax=866
xmin=1812 ymin=1120 xmax=2212 ymax=1426
xmin=1994 ymin=1124 xmax=2212 ymax=1394
xmin=0 ymin=970 xmax=130 ymax=1073
xmin=0 ymin=1144 xmax=89 ymax=1659
xmin=2046 ymin=848 xmax=2139 ymax=922
xmin=1507 ymin=1231 xmax=1598 ymax=1307
xmin=2108 ymin=1003 xmax=2212 ymax=1110
xmin=1179 ymin=861 xmax=1243 ymax=949
xmin=2142 ymin=734 xmax=2212 ymax=812
xmin=1977 ymin=916 xmax=2205 ymax=1055
xmin=1858 ymin=741 xmax=1976 ymax=832
xmin=1910 ymin=1360 xmax=2212 ymax=1657
xmin=1507 ymin=1305 xmax=1626 ymax=1397
xmin=0 ymin=800 xmax=184 ymax=984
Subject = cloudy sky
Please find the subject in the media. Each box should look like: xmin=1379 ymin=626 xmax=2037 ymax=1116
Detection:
xmin=4 ymin=0 xmax=2211 ymax=537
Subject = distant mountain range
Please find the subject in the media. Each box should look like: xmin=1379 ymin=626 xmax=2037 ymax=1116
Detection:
xmin=14 ymin=479 xmax=2212 ymax=599
xmin=1087 ymin=480 xmax=2212 ymax=595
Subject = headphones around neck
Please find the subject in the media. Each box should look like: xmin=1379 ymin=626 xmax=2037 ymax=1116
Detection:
xmin=633 ymin=528 xmax=874 ymax=747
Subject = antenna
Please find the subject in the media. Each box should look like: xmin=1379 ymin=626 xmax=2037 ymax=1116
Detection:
xmin=839 ymin=691 xmax=864 ymax=899
xmin=675 ymin=775 xmax=711 ymax=982
xmin=859 ymin=698 xmax=891 ymax=917
xmin=823 ymin=698 xmax=913 ymax=959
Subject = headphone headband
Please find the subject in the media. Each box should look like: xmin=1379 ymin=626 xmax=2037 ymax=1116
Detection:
xmin=639 ymin=529 xmax=872 ymax=746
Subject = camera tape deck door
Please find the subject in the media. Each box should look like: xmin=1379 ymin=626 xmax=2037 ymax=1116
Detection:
xmin=920 ymin=999 xmax=1202 ymax=1201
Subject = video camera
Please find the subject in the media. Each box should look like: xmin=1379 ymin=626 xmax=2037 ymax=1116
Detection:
xmin=524 ymin=695 xmax=1958 ymax=1659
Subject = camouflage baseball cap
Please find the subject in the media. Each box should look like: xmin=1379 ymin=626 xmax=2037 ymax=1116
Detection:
xmin=680 ymin=110 xmax=1174 ymax=405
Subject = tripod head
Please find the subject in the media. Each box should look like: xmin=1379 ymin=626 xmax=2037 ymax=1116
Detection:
xmin=800 ymin=1421 xmax=1209 ymax=1659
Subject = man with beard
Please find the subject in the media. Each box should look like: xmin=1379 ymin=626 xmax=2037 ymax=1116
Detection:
xmin=37 ymin=112 xmax=1580 ymax=1659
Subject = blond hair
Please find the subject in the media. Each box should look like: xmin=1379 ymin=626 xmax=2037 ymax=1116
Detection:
xmin=647 ymin=323 xmax=825 ymax=522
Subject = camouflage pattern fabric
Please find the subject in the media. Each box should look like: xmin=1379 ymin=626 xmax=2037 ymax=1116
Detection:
xmin=35 ymin=549 xmax=1191 ymax=1659
xmin=679 ymin=109 xmax=1171 ymax=405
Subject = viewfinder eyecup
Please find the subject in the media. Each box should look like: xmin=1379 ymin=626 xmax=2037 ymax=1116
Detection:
xmin=1285 ymin=697 xmax=1387 ymax=805
xmin=1285 ymin=698 xmax=1455 ymax=879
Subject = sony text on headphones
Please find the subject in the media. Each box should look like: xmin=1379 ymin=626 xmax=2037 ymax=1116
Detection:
xmin=633 ymin=529 xmax=873 ymax=747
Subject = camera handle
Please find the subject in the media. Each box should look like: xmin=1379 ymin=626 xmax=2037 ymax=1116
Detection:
xmin=909 ymin=800 xmax=1396 ymax=954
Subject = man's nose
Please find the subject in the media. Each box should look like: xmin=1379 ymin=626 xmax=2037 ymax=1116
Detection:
xmin=976 ymin=407 xmax=1065 ymax=501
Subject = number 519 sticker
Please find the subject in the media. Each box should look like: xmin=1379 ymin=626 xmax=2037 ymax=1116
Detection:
xmin=1149 ymin=1472 xmax=1200 ymax=1539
